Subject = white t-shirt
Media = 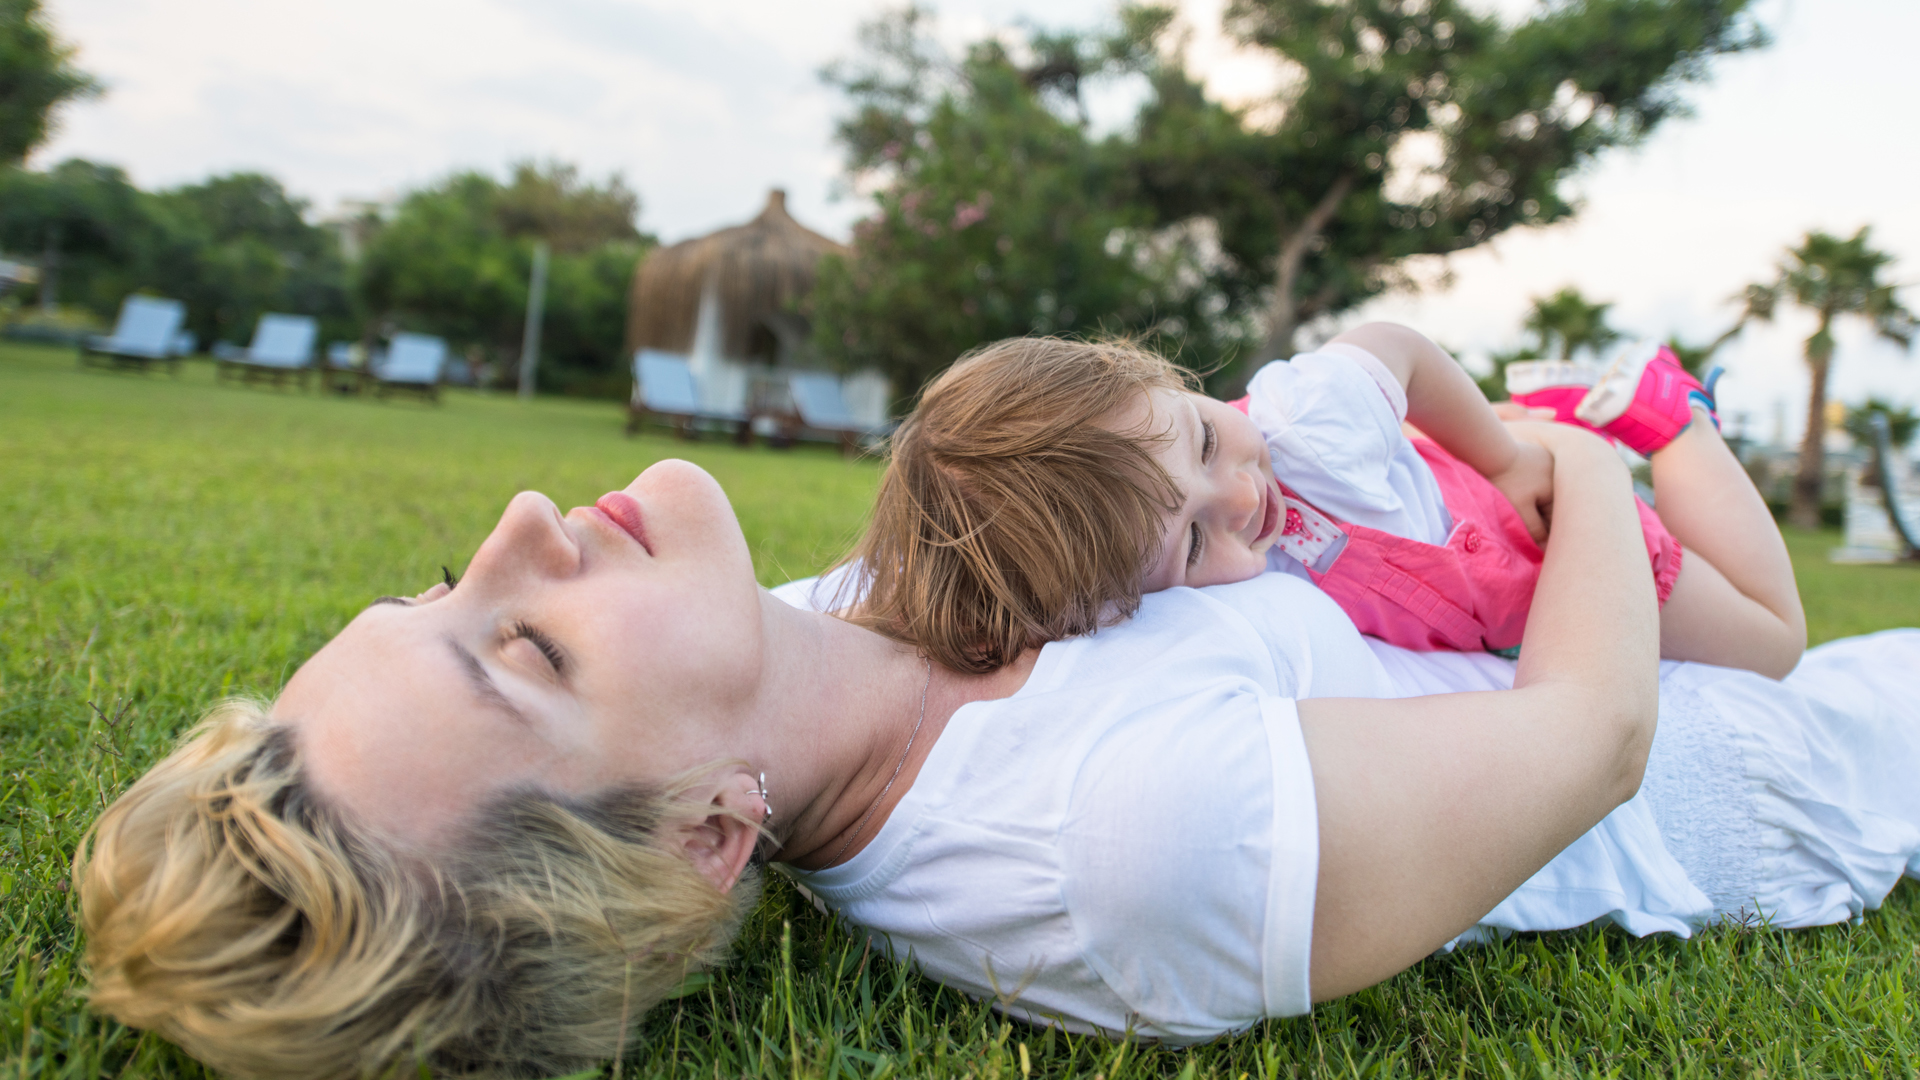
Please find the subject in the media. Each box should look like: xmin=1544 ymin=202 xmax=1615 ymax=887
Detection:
xmin=773 ymin=571 xmax=1394 ymax=1040
xmin=1247 ymin=344 xmax=1453 ymax=580
xmin=771 ymin=575 xmax=1920 ymax=1040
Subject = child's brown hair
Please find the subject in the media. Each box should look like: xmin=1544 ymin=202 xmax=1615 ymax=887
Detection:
xmin=833 ymin=337 xmax=1196 ymax=673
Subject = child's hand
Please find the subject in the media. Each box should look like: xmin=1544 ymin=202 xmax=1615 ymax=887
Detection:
xmin=1486 ymin=438 xmax=1554 ymax=543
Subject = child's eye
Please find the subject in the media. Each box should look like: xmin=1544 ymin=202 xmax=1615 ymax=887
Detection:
xmin=1201 ymin=422 xmax=1218 ymax=464
xmin=1186 ymin=521 xmax=1205 ymax=569
xmin=510 ymin=620 xmax=566 ymax=674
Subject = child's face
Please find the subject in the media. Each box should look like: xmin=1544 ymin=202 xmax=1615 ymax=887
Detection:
xmin=1126 ymin=387 xmax=1281 ymax=591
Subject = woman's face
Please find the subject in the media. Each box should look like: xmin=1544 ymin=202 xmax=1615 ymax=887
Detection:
xmin=276 ymin=459 xmax=768 ymax=848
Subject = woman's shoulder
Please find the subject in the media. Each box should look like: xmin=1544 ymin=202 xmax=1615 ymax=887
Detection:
xmin=1179 ymin=574 xmax=1396 ymax=700
xmin=774 ymin=568 xmax=1389 ymax=702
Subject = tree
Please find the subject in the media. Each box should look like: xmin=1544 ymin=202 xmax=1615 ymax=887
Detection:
xmin=356 ymin=161 xmax=651 ymax=394
xmin=150 ymin=172 xmax=352 ymax=346
xmin=1473 ymin=284 xmax=1743 ymax=401
xmin=1123 ymin=0 xmax=1767 ymax=386
xmin=1521 ymin=286 xmax=1620 ymax=362
xmin=0 ymin=0 xmax=97 ymax=165
xmin=816 ymin=1 xmax=1764 ymax=396
xmin=0 ymin=162 xmax=356 ymax=346
xmin=811 ymin=8 xmax=1250 ymax=396
xmin=1471 ymin=286 xmax=1618 ymax=400
xmin=0 ymin=159 xmax=144 ymax=313
xmin=1844 ymin=398 xmax=1916 ymax=455
xmin=1739 ymin=228 xmax=1914 ymax=529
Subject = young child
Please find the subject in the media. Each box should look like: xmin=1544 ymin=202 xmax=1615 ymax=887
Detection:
xmin=838 ymin=324 xmax=1807 ymax=679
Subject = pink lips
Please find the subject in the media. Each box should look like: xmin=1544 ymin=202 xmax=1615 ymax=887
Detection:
xmin=594 ymin=491 xmax=652 ymax=552
xmin=1253 ymin=479 xmax=1281 ymax=544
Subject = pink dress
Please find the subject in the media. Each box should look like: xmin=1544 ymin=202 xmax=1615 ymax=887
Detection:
xmin=1231 ymin=350 xmax=1680 ymax=656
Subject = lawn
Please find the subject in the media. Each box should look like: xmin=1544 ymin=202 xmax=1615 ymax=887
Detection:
xmin=3 ymin=341 xmax=1917 ymax=1078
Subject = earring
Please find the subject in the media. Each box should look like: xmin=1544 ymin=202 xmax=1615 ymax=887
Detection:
xmin=748 ymin=772 xmax=772 ymax=825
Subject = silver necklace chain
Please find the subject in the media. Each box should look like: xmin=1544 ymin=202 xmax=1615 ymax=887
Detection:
xmin=826 ymin=656 xmax=933 ymax=867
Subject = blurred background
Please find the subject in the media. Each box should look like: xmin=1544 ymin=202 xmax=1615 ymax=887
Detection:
xmin=5 ymin=0 xmax=1916 ymax=526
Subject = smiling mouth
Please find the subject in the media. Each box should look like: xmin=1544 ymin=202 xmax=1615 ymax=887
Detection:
xmin=594 ymin=491 xmax=652 ymax=553
xmin=1253 ymin=480 xmax=1280 ymax=544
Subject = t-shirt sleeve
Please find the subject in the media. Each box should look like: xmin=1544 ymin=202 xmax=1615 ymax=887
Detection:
xmin=1057 ymin=681 xmax=1319 ymax=1036
xmin=768 ymin=563 xmax=866 ymax=612
xmin=1244 ymin=344 xmax=1405 ymax=436
xmin=1258 ymin=695 xmax=1318 ymax=1017
xmin=1245 ymin=346 xmax=1452 ymax=543
xmin=768 ymin=576 xmax=825 ymax=610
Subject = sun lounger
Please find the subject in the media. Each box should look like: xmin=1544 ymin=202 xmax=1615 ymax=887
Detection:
xmin=785 ymin=371 xmax=894 ymax=456
xmin=626 ymin=350 xmax=749 ymax=441
xmin=79 ymin=295 xmax=187 ymax=374
xmin=372 ymin=333 xmax=449 ymax=403
xmin=216 ymin=314 xmax=318 ymax=389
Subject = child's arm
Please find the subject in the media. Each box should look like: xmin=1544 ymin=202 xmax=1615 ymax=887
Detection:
xmin=1327 ymin=322 xmax=1554 ymax=542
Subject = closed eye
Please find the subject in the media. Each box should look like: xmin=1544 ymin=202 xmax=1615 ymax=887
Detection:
xmin=1186 ymin=521 xmax=1204 ymax=569
xmin=1200 ymin=421 xmax=1218 ymax=464
xmin=510 ymin=620 xmax=566 ymax=675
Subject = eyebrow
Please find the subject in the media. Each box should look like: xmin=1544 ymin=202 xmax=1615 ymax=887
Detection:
xmin=446 ymin=636 xmax=536 ymax=728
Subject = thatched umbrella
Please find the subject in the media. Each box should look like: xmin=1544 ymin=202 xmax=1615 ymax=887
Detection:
xmin=625 ymin=189 xmax=845 ymax=365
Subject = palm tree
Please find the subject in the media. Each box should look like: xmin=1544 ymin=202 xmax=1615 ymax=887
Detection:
xmin=1477 ymin=286 xmax=1621 ymax=401
xmin=1522 ymin=287 xmax=1621 ymax=362
xmin=1741 ymin=229 xmax=1915 ymax=529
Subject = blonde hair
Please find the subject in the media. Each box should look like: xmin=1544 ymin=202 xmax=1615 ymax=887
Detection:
xmin=75 ymin=699 xmax=756 ymax=1079
xmin=838 ymin=337 xmax=1194 ymax=673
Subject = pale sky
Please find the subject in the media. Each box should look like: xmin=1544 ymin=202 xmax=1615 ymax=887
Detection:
xmin=32 ymin=0 xmax=1920 ymax=443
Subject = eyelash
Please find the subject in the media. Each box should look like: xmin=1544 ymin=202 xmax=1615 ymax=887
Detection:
xmin=511 ymin=621 xmax=565 ymax=674
xmin=1185 ymin=421 xmax=1218 ymax=570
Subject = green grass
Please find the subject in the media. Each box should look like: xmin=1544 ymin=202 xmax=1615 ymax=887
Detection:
xmin=3 ymin=341 xmax=1917 ymax=1078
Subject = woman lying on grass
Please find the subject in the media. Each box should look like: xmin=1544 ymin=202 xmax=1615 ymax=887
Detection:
xmin=76 ymin=391 xmax=1920 ymax=1080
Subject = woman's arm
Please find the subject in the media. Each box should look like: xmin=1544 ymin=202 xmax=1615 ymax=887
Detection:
xmin=1296 ymin=421 xmax=1658 ymax=1001
xmin=1329 ymin=322 xmax=1554 ymax=541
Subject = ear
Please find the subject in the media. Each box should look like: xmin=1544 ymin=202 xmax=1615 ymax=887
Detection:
xmin=668 ymin=771 xmax=764 ymax=893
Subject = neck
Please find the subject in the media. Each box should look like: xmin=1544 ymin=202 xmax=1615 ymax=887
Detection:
xmin=744 ymin=591 xmax=1035 ymax=870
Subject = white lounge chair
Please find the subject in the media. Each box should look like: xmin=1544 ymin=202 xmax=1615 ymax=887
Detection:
xmin=217 ymin=314 xmax=318 ymax=389
xmin=785 ymin=371 xmax=894 ymax=456
xmin=80 ymin=295 xmax=187 ymax=374
xmin=372 ymin=333 xmax=449 ymax=402
xmin=626 ymin=350 xmax=749 ymax=441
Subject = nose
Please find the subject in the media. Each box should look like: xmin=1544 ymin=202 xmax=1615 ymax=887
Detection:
xmin=462 ymin=490 xmax=581 ymax=588
xmin=1224 ymin=469 xmax=1262 ymax=533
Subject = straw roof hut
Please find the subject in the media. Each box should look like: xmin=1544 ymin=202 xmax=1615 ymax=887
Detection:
xmin=625 ymin=188 xmax=845 ymax=366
